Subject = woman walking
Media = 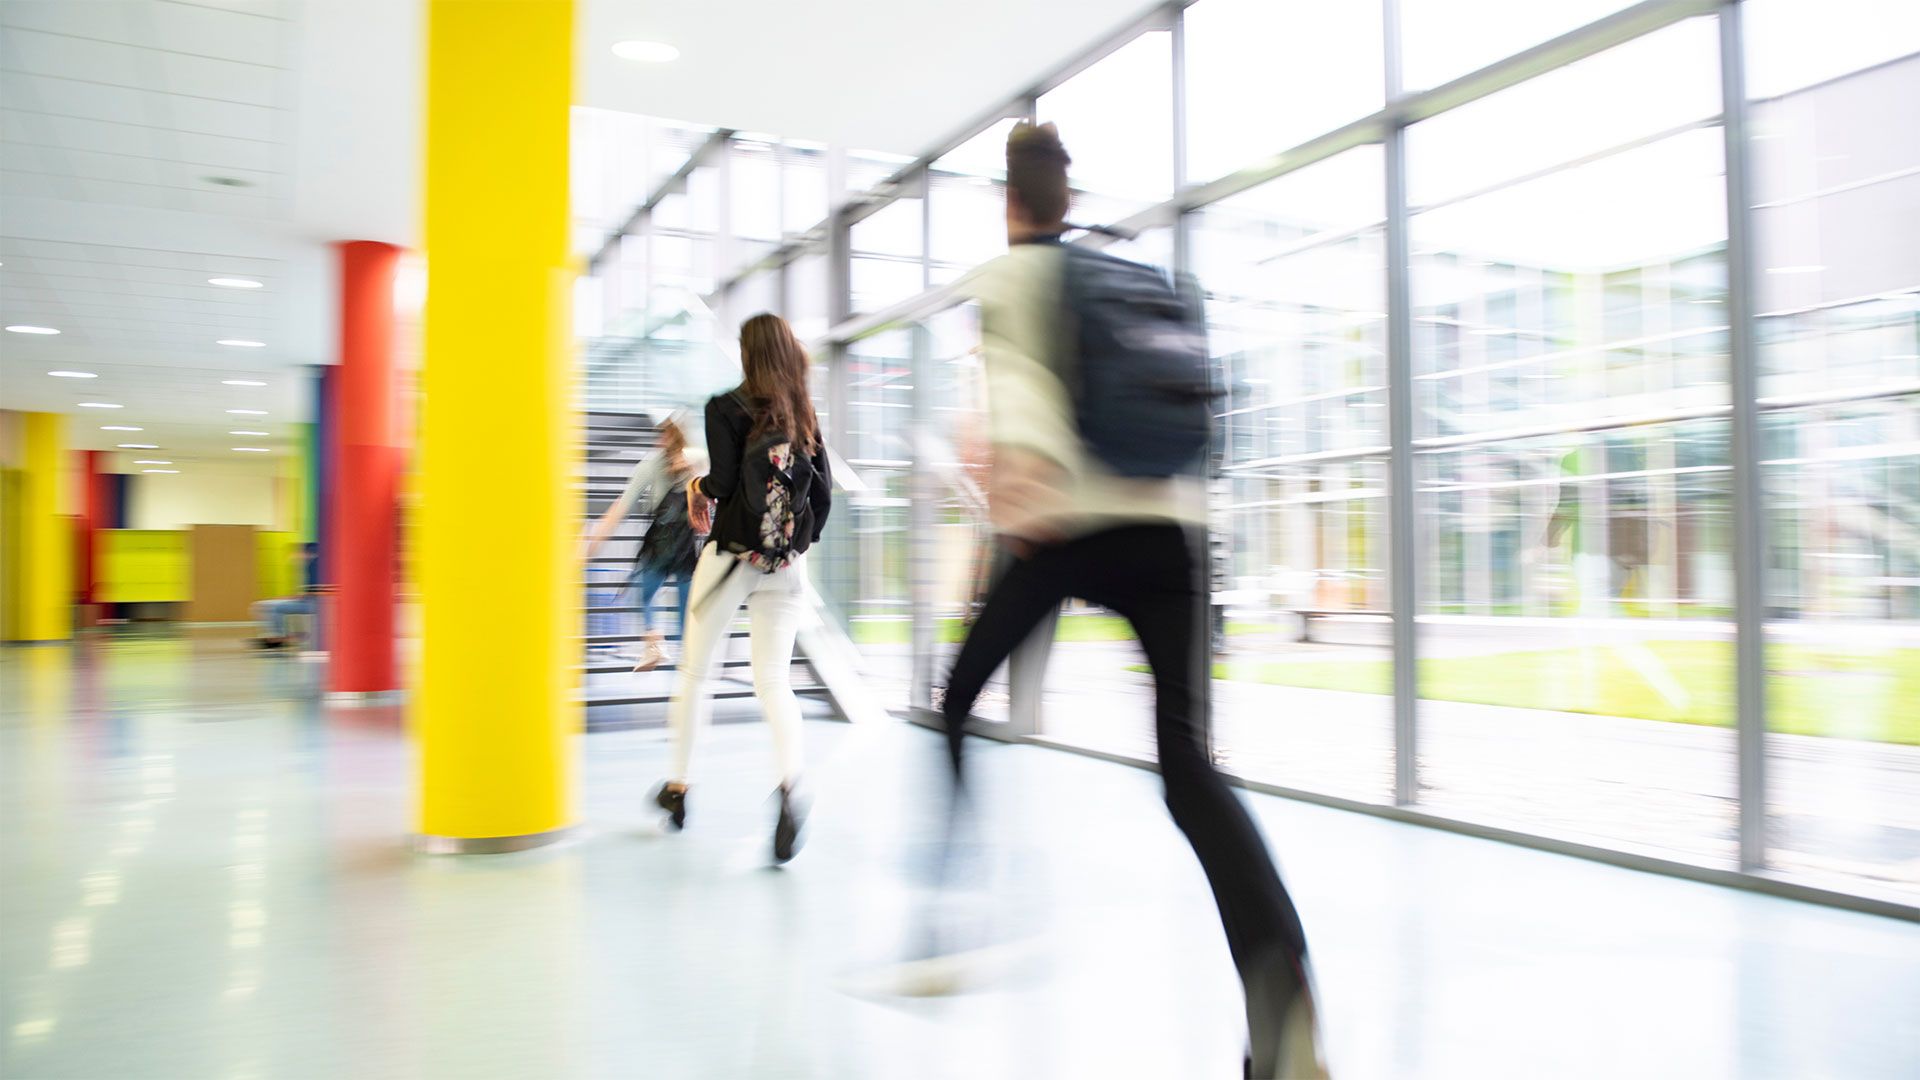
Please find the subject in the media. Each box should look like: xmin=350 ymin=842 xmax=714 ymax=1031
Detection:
xmin=584 ymin=413 xmax=701 ymax=670
xmin=657 ymin=313 xmax=832 ymax=863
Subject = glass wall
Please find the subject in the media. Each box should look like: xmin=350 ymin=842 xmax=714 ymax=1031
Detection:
xmin=1744 ymin=0 xmax=1920 ymax=900
xmin=1190 ymin=148 xmax=1393 ymax=801
xmin=1407 ymin=17 xmax=1739 ymax=864
xmin=576 ymin=0 xmax=1920 ymax=911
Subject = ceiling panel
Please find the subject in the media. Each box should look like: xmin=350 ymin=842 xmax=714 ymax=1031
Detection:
xmin=1 ymin=0 xmax=308 ymax=460
xmin=0 ymin=72 xmax=282 ymax=141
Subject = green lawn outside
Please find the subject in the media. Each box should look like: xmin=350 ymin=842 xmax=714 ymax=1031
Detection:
xmin=1197 ymin=641 xmax=1920 ymax=745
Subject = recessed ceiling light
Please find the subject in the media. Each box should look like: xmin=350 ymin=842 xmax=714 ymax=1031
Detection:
xmin=48 ymin=370 xmax=96 ymax=378
xmin=221 ymin=379 xmax=268 ymax=387
xmin=226 ymin=409 xmax=267 ymax=416
xmin=231 ymin=447 xmax=271 ymax=453
xmin=612 ymin=39 xmax=679 ymax=62
xmin=229 ymin=430 xmax=270 ymax=436
xmin=102 ymin=425 xmax=143 ymax=432
xmin=7 ymin=325 xmax=60 ymax=334
xmin=208 ymin=277 xmax=264 ymax=289
xmin=133 ymin=459 xmax=171 ymax=465
xmin=117 ymin=443 xmax=159 ymax=449
xmin=217 ymin=339 xmax=266 ymax=348
xmin=142 ymin=469 xmax=179 ymax=474
xmin=78 ymin=402 xmax=123 ymax=409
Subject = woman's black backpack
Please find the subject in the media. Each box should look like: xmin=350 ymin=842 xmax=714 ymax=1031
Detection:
xmin=720 ymin=390 xmax=819 ymax=573
xmin=637 ymin=477 xmax=700 ymax=575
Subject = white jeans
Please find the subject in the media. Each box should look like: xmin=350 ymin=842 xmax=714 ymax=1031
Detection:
xmin=665 ymin=543 xmax=809 ymax=786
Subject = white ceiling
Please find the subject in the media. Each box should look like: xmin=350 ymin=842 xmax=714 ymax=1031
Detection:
xmin=579 ymin=0 xmax=1163 ymax=152
xmin=2 ymin=0 xmax=1156 ymax=464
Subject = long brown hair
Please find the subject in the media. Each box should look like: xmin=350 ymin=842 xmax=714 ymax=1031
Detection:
xmin=738 ymin=313 xmax=819 ymax=453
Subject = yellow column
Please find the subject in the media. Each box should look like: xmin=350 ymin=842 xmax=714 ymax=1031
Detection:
xmin=19 ymin=413 xmax=71 ymax=642
xmin=416 ymin=0 xmax=578 ymax=847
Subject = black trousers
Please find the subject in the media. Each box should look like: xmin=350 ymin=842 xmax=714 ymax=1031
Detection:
xmin=941 ymin=523 xmax=1308 ymax=973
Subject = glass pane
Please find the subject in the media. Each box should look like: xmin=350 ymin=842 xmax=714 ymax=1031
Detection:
xmin=1184 ymin=0 xmax=1384 ymax=185
xmin=1749 ymin=5 xmax=1920 ymax=904
xmin=1181 ymin=147 xmax=1392 ymax=801
xmin=788 ymin=251 xmax=828 ymax=343
xmin=830 ymin=329 xmax=917 ymax=703
xmin=782 ymin=142 xmax=831 ymax=236
xmin=728 ymin=138 xmax=781 ymax=277
xmin=1409 ymin=22 xmax=1728 ymax=444
xmin=920 ymin=303 xmax=1013 ymax=724
xmin=850 ymin=195 xmax=925 ymax=316
xmin=1410 ymin=20 xmax=1739 ymax=867
xmin=929 ymin=120 xmax=1017 ymax=278
xmin=1745 ymin=0 xmax=1920 ymax=98
xmin=1037 ymin=31 xmax=1173 ymax=225
xmin=1399 ymin=0 xmax=1639 ymax=93
xmin=730 ymin=269 xmax=777 ymax=325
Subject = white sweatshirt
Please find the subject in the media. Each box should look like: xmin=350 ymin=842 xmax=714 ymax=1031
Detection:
xmin=963 ymin=241 xmax=1208 ymax=538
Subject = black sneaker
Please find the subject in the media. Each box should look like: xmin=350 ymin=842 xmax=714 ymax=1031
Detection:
xmin=772 ymin=784 xmax=807 ymax=864
xmin=1244 ymin=949 xmax=1327 ymax=1079
xmin=654 ymin=784 xmax=687 ymax=830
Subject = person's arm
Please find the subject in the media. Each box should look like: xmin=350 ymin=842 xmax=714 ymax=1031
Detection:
xmin=971 ymin=252 xmax=1074 ymax=545
xmin=584 ymin=453 xmax=657 ymax=555
xmin=693 ymin=395 xmax=741 ymax=503
xmin=807 ymin=445 xmax=832 ymax=542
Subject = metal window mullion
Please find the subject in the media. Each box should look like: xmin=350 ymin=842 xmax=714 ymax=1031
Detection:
xmin=908 ymin=322 xmax=936 ymax=708
xmin=1718 ymin=0 xmax=1769 ymax=872
xmin=1170 ymin=4 xmax=1191 ymax=273
xmin=1384 ymin=0 xmax=1419 ymax=807
xmin=714 ymin=136 xmax=734 ymax=336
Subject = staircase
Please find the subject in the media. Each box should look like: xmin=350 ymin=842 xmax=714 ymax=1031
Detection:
xmin=580 ymin=410 xmax=880 ymax=726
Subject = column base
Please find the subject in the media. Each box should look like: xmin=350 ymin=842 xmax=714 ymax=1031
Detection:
xmin=324 ymin=689 xmax=407 ymax=707
xmin=412 ymin=826 xmax=575 ymax=855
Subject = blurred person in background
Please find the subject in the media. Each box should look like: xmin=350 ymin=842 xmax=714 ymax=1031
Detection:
xmin=585 ymin=413 xmax=703 ymax=669
xmin=251 ymin=541 xmax=320 ymax=649
xmin=656 ymin=313 xmax=833 ymax=864
xmin=938 ymin=122 xmax=1326 ymax=1078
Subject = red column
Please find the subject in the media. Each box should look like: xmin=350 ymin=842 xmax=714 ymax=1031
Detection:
xmin=328 ymin=241 xmax=403 ymax=694
xmin=78 ymin=450 xmax=108 ymax=613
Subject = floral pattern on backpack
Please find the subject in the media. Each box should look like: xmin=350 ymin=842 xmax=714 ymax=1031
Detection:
xmin=745 ymin=441 xmax=798 ymax=572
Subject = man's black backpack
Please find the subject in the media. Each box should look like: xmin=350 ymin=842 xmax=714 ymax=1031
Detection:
xmin=1058 ymin=242 xmax=1217 ymax=478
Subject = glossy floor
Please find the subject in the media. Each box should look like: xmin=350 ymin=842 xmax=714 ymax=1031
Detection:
xmin=3 ymin=633 xmax=1918 ymax=1079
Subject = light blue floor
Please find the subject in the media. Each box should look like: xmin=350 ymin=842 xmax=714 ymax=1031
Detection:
xmin=3 ymin=634 xmax=1918 ymax=1079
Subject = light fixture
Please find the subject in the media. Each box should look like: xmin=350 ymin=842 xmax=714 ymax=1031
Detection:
xmin=1765 ymin=265 xmax=1825 ymax=275
xmin=48 ymin=370 xmax=97 ymax=378
xmin=229 ymin=430 xmax=270 ymax=436
xmin=6 ymin=325 xmax=59 ymax=334
xmin=612 ymin=39 xmax=680 ymax=62
xmin=231 ymin=447 xmax=271 ymax=453
xmin=221 ymin=379 xmax=267 ymax=387
xmin=208 ymin=277 xmax=264 ymax=289
xmin=118 ymin=443 xmax=159 ymax=449
xmin=226 ymin=409 xmax=267 ymax=416
xmin=78 ymin=402 xmax=123 ymax=409
xmin=217 ymin=339 xmax=266 ymax=348
xmin=133 ymin=460 xmax=171 ymax=465
xmin=101 ymin=425 xmax=142 ymax=432
xmin=142 ymin=469 xmax=179 ymax=474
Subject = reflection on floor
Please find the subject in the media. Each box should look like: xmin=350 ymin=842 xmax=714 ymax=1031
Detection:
xmin=3 ymin=632 xmax=1918 ymax=1079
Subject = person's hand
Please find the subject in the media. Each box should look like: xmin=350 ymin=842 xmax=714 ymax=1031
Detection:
xmin=989 ymin=449 xmax=1067 ymax=553
xmin=688 ymin=484 xmax=714 ymax=534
